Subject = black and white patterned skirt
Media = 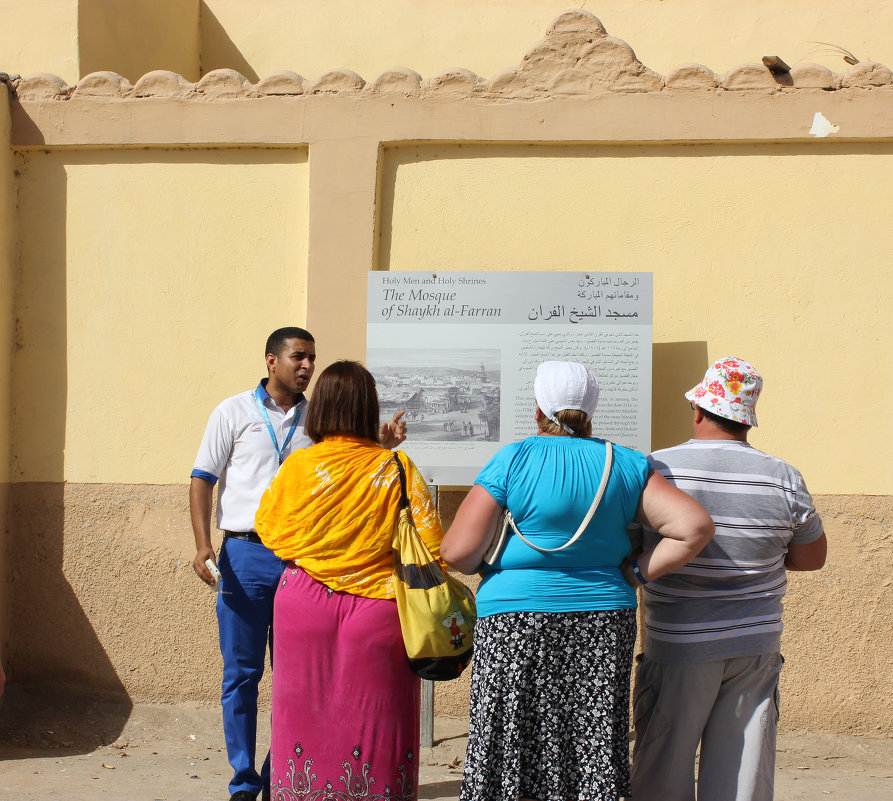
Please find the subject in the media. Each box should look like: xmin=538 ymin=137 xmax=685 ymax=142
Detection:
xmin=459 ymin=609 xmax=636 ymax=801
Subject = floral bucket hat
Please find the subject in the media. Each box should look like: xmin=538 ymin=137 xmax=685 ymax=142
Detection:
xmin=685 ymin=356 xmax=762 ymax=427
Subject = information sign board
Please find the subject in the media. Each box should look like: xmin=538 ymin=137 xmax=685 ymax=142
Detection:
xmin=367 ymin=271 xmax=652 ymax=485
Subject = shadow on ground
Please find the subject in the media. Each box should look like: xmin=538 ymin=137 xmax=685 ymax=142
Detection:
xmin=0 ymin=686 xmax=132 ymax=755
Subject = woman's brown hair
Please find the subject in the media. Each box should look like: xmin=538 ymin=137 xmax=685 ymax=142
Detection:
xmin=305 ymin=360 xmax=380 ymax=444
xmin=537 ymin=408 xmax=592 ymax=438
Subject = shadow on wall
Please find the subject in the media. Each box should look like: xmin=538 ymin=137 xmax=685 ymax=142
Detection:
xmin=2 ymin=155 xmax=131 ymax=748
xmin=78 ymin=0 xmax=201 ymax=83
xmin=651 ymin=341 xmax=708 ymax=452
xmin=199 ymin=1 xmax=260 ymax=82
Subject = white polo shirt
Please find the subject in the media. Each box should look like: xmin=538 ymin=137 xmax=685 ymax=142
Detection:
xmin=191 ymin=379 xmax=311 ymax=533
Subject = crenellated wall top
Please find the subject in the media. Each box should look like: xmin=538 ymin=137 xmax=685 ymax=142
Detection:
xmin=9 ymin=11 xmax=893 ymax=103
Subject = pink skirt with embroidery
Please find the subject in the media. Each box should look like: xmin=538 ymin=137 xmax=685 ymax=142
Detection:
xmin=270 ymin=565 xmax=420 ymax=801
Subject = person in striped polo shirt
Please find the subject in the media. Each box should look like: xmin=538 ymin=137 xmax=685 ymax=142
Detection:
xmin=629 ymin=357 xmax=827 ymax=801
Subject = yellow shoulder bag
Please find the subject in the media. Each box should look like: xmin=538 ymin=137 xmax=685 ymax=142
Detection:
xmin=391 ymin=453 xmax=475 ymax=681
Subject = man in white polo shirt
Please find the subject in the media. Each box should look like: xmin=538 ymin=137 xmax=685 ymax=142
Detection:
xmin=191 ymin=328 xmax=408 ymax=801
xmin=629 ymin=357 xmax=827 ymax=801
xmin=191 ymin=327 xmax=317 ymax=801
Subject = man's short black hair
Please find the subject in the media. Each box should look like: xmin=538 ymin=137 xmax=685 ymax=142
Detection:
xmin=702 ymin=407 xmax=751 ymax=436
xmin=265 ymin=327 xmax=314 ymax=358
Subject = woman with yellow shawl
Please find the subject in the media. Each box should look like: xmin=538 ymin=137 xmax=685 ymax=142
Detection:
xmin=255 ymin=360 xmax=444 ymax=801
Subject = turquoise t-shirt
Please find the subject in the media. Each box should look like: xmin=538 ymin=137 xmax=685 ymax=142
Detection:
xmin=474 ymin=435 xmax=650 ymax=617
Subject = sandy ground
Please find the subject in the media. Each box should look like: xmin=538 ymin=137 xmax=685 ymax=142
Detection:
xmin=1 ymin=689 xmax=891 ymax=801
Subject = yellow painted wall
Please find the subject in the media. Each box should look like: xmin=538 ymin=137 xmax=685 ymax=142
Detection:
xmin=0 ymin=0 xmax=79 ymax=83
xmin=380 ymin=143 xmax=893 ymax=495
xmin=201 ymin=0 xmax=892 ymax=81
xmin=79 ymin=0 xmax=200 ymax=82
xmin=2 ymin=5 xmax=890 ymax=727
xmin=11 ymin=148 xmax=309 ymax=485
xmin=9 ymin=139 xmax=890 ymax=495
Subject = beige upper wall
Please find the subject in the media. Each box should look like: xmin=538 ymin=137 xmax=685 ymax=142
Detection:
xmin=12 ymin=149 xmax=310 ymax=484
xmin=3 ymin=1 xmax=887 ymax=87
xmin=0 ymin=0 xmax=199 ymax=85
xmin=0 ymin=0 xmax=79 ymax=82
xmin=201 ymin=0 xmax=893 ymax=82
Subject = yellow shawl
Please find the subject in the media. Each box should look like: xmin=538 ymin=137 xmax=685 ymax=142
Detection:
xmin=255 ymin=435 xmax=444 ymax=599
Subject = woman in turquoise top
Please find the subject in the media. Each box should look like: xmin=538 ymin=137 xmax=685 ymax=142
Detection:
xmin=441 ymin=361 xmax=713 ymax=801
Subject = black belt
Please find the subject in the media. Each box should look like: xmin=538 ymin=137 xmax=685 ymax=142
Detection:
xmin=223 ymin=530 xmax=263 ymax=544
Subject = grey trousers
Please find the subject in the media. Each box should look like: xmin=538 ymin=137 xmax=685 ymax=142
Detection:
xmin=630 ymin=652 xmax=783 ymax=801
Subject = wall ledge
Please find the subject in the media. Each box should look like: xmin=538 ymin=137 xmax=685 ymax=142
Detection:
xmin=8 ymin=12 xmax=891 ymax=103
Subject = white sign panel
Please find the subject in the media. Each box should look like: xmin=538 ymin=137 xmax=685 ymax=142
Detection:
xmin=367 ymin=271 xmax=652 ymax=485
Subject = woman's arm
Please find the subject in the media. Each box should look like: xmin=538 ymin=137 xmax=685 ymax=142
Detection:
xmin=440 ymin=484 xmax=503 ymax=574
xmin=622 ymin=471 xmax=715 ymax=586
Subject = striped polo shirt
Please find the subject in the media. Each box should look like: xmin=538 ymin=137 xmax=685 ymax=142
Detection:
xmin=640 ymin=439 xmax=824 ymax=664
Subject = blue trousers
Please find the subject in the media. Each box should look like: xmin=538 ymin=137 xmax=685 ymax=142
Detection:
xmin=217 ymin=536 xmax=287 ymax=797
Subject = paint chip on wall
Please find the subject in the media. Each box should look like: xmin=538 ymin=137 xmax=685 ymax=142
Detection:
xmin=809 ymin=112 xmax=839 ymax=137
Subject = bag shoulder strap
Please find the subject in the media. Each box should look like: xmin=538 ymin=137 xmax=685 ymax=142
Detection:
xmin=508 ymin=440 xmax=613 ymax=554
xmin=392 ymin=452 xmax=409 ymax=509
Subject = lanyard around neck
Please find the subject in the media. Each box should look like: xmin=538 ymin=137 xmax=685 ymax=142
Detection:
xmin=253 ymin=391 xmax=301 ymax=464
